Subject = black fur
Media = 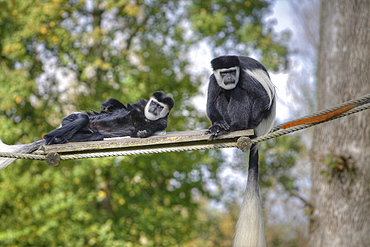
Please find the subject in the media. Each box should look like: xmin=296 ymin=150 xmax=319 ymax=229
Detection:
xmin=211 ymin=55 xmax=239 ymax=70
xmin=151 ymin=91 xmax=175 ymax=109
xmin=44 ymin=91 xmax=174 ymax=145
xmin=206 ymin=55 xmax=275 ymax=140
xmin=100 ymin=98 xmax=126 ymax=112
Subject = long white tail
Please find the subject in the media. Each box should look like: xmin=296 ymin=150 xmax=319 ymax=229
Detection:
xmin=0 ymin=140 xmax=45 ymax=170
xmin=233 ymin=146 xmax=266 ymax=247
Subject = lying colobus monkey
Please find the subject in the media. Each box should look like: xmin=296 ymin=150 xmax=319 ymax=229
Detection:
xmin=206 ymin=55 xmax=276 ymax=247
xmin=44 ymin=91 xmax=175 ymax=144
xmin=0 ymin=91 xmax=174 ymax=169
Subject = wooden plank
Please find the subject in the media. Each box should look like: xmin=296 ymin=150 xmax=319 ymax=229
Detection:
xmin=40 ymin=129 xmax=254 ymax=154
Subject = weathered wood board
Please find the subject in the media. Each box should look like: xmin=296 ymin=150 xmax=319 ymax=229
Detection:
xmin=39 ymin=129 xmax=254 ymax=155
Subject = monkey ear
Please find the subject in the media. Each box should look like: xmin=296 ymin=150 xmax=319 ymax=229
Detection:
xmin=211 ymin=55 xmax=240 ymax=70
xmin=151 ymin=91 xmax=165 ymax=100
xmin=163 ymin=97 xmax=174 ymax=109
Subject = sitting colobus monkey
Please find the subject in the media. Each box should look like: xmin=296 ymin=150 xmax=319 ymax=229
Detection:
xmin=206 ymin=55 xmax=276 ymax=247
xmin=44 ymin=91 xmax=175 ymax=144
xmin=0 ymin=91 xmax=174 ymax=169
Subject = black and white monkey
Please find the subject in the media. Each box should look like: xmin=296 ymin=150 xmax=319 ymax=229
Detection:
xmin=207 ymin=55 xmax=276 ymax=140
xmin=44 ymin=91 xmax=175 ymax=144
xmin=206 ymin=55 xmax=276 ymax=247
xmin=0 ymin=91 xmax=174 ymax=169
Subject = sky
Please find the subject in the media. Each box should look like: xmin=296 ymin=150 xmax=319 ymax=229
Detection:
xmin=269 ymin=1 xmax=296 ymax=122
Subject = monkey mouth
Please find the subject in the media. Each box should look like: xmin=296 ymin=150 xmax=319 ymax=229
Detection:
xmin=149 ymin=109 xmax=159 ymax=115
xmin=224 ymin=76 xmax=236 ymax=85
xmin=221 ymin=70 xmax=237 ymax=85
xmin=224 ymin=80 xmax=235 ymax=85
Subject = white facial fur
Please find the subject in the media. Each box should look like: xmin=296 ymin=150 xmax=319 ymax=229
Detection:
xmin=214 ymin=66 xmax=240 ymax=90
xmin=144 ymin=97 xmax=169 ymax=121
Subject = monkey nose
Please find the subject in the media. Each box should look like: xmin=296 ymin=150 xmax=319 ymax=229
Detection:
xmin=224 ymin=75 xmax=235 ymax=84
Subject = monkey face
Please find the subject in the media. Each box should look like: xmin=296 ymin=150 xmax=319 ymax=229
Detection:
xmin=144 ymin=97 xmax=170 ymax=120
xmin=214 ymin=66 xmax=240 ymax=90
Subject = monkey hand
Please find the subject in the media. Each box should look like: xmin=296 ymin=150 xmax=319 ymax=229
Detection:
xmin=206 ymin=121 xmax=230 ymax=141
xmin=136 ymin=130 xmax=151 ymax=138
xmin=101 ymin=102 xmax=113 ymax=112
xmin=100 ymin=98 xmax=126 ymax=112
xmin=44 ymin=134 xmax=69 ymax=145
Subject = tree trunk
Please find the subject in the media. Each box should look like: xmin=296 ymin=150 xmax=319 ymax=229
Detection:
xmin=308 ymin=1 xmax=370 ymax=246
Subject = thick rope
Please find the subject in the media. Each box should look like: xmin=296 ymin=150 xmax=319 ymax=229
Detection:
xmin=254 ymin=102 xmax=369 ymax=144
xmin=0 ymin=152 xmax=46 ymax=160
xmin=271 ymin=94 xmax=370 ymax=132
xmin=0 ymin=143 xmax=238 ymax=161
xmin=0 ymin=96 xmax=369 ymax=161
xmin=59 ymin=143 xmax=237 ymax=160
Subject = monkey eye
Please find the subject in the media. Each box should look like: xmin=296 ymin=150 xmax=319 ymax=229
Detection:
xmin=222 ymin=68 xmax=235 ymax=72
xmin=220 ymin=69 xmax=236 ymax=76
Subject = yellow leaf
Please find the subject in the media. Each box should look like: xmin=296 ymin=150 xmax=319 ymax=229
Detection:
xmin=95 ymin=58 xmax=103 ymax=66
xmin=123 ymin=5 xmax=140 ymax=17
xmin=101 ymin=62 xmax=112 ymax=71
xmin=40 ymin=27 xmax=48 ymax=35
xmin=4 ymin=44 xmax=13 ymax=53
xmin=118 ymin=198 xmax=126 ymax=205
xmin=52 ymin=35 xmax=59 ymax=43
xmin=98 ymin=190 xmax=107 ymax=198
xmin=15 ymin=96 xmax=22 ymax=104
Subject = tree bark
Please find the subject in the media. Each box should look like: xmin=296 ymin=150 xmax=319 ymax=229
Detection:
xmin=308 ymin=1 xmax=370 ymax=246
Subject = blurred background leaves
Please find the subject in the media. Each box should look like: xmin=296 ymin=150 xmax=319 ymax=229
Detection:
xmin=0 ymin=0 xmax=302 ymax=246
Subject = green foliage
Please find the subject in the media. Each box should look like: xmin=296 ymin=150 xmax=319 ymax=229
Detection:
xmin=0 ymin=153 xmax=220 ymax=246
xmin=189 ymin=0 xmax=290 ymax=71
xmin=0 ymin=0 xmax=290 ymax=245
xmin=320 ymin=155 xmax=352 ymax=182
xmin=260 ymin=135 xmax=303 ymax=192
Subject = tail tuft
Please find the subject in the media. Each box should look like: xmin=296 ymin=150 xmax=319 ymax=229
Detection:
xmin=0 ymin=140 xmax=45 ymax=170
